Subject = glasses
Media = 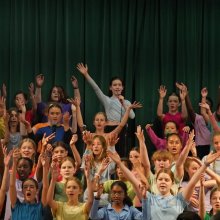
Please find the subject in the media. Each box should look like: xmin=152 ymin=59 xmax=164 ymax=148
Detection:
xmin=111 ymin=191 xmax=124 ymax=196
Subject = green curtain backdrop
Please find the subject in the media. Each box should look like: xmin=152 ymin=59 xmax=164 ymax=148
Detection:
xmin=0 ymin=0 xmax=220 ymax=142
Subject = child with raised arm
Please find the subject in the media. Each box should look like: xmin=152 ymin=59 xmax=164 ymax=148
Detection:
xmin=9 ymin=150 xmax=48 ymax=220
xmin=157 ymin=85 xmax=187 ymax=136
xmin=0 ymin=146 xmax=12 ymax=216
xmin=77 ymin=63 xmax=134 ymax=157
xmin=34 ymin=74 xmax=79 ymax=132
xmin=139 ymin=126 xmax=195 ymax=195
xmin=108 ymin=149 xmax=220 ymax=220
xmin=47 ymin=158 xmax=93 ymax=220
xmin=176 ymin=83 xmax=211 ymax=159
xmin=89 ymin=181 xmax=144 ymax=220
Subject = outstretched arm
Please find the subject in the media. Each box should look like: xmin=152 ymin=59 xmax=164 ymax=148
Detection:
xmin=200 ymin=88 xmax=210 ymax=124
xmin=35 ymin=74 xmax=44 ymax=103
xmin=107 ymin=151 xmax=143 ymax=200
xmin=175 ymin=130 xmax=195 ymax=181
xmin=69 ymin=134 xmax=81 ymax=170
xmin=182 ymin=151 xmax=220 ymax=201
xmin=9 ymin=149 xmax=20 ymax=208
xmin=111 ymin=101 xmax=142 ymax=135
xmin=157 ymin=85 xmax=166 ymax=120
xmin=198 ymin=176 xmax=206 ymax=220
xmin=199 ymin=102 xmax=220 ymax=132
xmin=136 ymin=126 xmax=151 ymax=178
xmin=47 ymin=164 xmax=58 ymax=213
xmin=0 ymin=146 xmax=12 ymax=214
xmin=77 ymin=63 xmax=108 ymax=107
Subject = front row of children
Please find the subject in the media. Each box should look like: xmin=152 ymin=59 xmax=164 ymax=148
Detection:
xmin=1 ymin=126 xmax=220 ymax=220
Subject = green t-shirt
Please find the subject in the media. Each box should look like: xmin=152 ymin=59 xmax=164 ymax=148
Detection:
xmin=204 ymin=212 xmax=211 ymax=220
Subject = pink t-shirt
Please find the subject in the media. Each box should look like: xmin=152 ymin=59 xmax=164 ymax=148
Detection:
xmin=163 ymin=112 xmax=185 ymax=135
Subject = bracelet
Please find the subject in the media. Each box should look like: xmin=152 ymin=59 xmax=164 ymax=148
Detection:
xmin=204 ymin=161 xmax=210 ymax=167
xmin=95 ymin=173 xmax=100 ymax=178
xmin=73 ymin=87 xmax=78 ymax=89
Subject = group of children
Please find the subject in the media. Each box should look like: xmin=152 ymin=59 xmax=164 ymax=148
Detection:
xmin=0 ymin=64 xmax=220 ymax=220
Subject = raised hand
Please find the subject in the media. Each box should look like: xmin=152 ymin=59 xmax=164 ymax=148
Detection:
xmin=182 ymin=126 xmax=190 ymax=133
xmin=158 ymin=85 xmax=167 ymax=99
xmin=145 ymin=123 xmax=153 ymax=130
xmin=2 ymin=145 xmax=13 ymax=168
xmin=107 ymin=150 xmax=121 ymax=164
xmin=70 ymin=134 xmax=78 ymax=146
xmin=199 ymin=102 xmax=210 ymax=111
xmin=135 ymin=125 xmax=145 ymax=142
xmin=35 ymin=74 xmax=44 ymax=88
xmin=41 ymin=133 xmax=55 ymax=152
xmin=129 ymin=101 xmax=143 ymax=110
xmin=67 ymin=97 xmax=81 ymax=107
xmin=107 ymin=133 xmax=119 ymax=147
xmin=201 ymin=87 xmax=208 ymax=98
xmin=204 ymin=151 xmax=220 ymax=166
xmin=82 ymin=131 xmax=93 ymax=146
xmin=2 ymin=83 xmax=7 ymax=98
xmin=63 ymin=112 xmax=71 ymax=126
xmin=71 ymin=76 xmax=79 ymax=89
xmin=28 ymin=82 xmax=35 ymax=98
xmin=12 ymin=148 xmax=20 ymax=164
xmin=77 ymin=63 xmax=88 ymax=76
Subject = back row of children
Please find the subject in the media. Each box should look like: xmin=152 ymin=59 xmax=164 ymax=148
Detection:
xmin=0 ymin=63 xmax=220 ymax=219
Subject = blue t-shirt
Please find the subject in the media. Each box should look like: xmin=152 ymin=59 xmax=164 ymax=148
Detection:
xmin=12 ymin=199 xmax=43 ymax=220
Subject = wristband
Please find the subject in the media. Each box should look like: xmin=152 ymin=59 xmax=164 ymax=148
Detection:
xmin=74 ymin=87 xmax=78 ymax=89
xmin=204 ymin=161 xmax=210 ymax=167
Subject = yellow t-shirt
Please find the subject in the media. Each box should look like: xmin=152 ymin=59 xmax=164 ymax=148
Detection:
xmin=55 ymin=201 xmax=88 ymax=220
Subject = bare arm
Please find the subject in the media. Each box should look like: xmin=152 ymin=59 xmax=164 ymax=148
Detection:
xmin=136 ymin=126 xmax=151 ymax=178
xmin=157 ymin=85 xmax=166 ymax=120
xmin=0 ymin=147 xmax=12 ymax=214
xmin=107 ymin=151 xmax=142 ymax=200
xmin=175 ymin=131 xmax=195 ymax=181
xmin=111 ymin=102 xmax=142 ymax=135
xmin=47 ymin=165 xmax=58 ymax=213
xmin=35 ymin=74 xmax=44 ymax=103
xmin=199 ymin=102 xmax=220 ymax=132
xmin=199 ymin=177 xmax=206 ymax=219
xmin=182 ymin=151 xmax=220 ymax=201
xmin=41 ymin=154 xmax=50 ymax=206
xmin=200 ymin=88 xmax=210 ymax=124
xmin=84 ymin=159 xmax=93 ymax=214
xmin=69 ymin=134 xmax=82 ymax=170
xmin=9 ymin=149 xmax=20 ymax=208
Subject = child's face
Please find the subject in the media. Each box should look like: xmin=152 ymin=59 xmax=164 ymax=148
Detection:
xmin=110 ymin=185 xmax=125 ymax=205
xmin=15 ymin=93 xmax=26 ymax=106
xmin=211 ymin=191 xmax=220 ymax=212
xmin=60 ymin=160 xmax=75 ymax=179
xmin=186 ymin=161 xmax=200 ymax=179
xmin=129 ymin=150 xmax=140 ymax=165
xmin=156 ymin=172 xmax=173 ymax=195
xmin=93 ymin=113 xmax=106 ymax=130
xmin=48 ymin=106 xmax=62 ymax=125
xmin=22 ymin=179 xmax=37 ymax=203
xmin=9 ymin=110 xmax=19 ymax=124
xmin=92 ymin=138 xmax=103 ymax=156
xmin=154 ymin=159 xmax=171 ymax=172
xmin=167 ymin=95 xmax=179 ymax=112
xmin=53 ymin=146 xmax=68 ymax=162
xmin=50 ymin=87 xmax=60 ymax=102
xmin=65 ymin=180 xmax=82 ymax=199
xmin=17 ymin=159 xmax=32 ymax=181
xmin=164 ymin=122 xmax=177 ymax=136
xmin=20 ymin=142 xmax=35 ymax=159
xmin=109 ymin=79 xmax=123 ymax=96
xmin=213 ymin=135 xmax=220 ymax=152
xmin=167 ymin=135 xmax=182 ymax=156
